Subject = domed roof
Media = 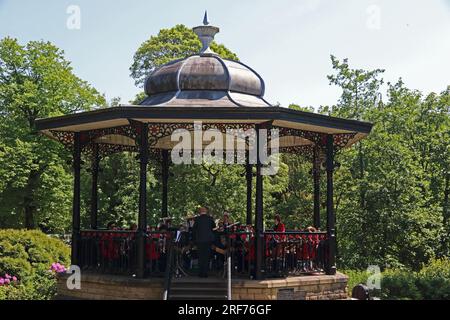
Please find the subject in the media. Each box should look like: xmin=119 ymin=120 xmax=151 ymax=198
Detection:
xmin=140 ymin=12 xmax=271 ymax=108
xmin=144 ymin=55 xmax=265 ymax=96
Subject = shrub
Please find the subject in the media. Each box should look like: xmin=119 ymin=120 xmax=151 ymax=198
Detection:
xmin=0 ymin=229 xmax=70 ymax=300
xmin=380 ymin=269 xmax=421 ymax=300
xmin=344 ymin=258 xmax=450 ymax=300
xmin=342 ymin=269 xmax=370 ymax=293
xmin=416 ymin=258 xmax=450 ymax=299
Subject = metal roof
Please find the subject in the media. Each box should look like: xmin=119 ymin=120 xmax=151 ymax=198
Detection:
xmin=141 ymin=15 xmax=270 ymax=108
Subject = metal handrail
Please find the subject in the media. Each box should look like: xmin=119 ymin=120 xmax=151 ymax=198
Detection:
xmin=162 ymin=231 xmax=176 ymax=300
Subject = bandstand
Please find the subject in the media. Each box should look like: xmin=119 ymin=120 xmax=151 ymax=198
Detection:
xmin=36 ymin=15 xmax=372 ymax=300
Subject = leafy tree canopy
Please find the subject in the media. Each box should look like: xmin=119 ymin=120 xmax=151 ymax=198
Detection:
xmin=0 ymin=37 xmax=105 ymax=231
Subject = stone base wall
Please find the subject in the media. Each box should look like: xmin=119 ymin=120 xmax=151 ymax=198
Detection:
xmin=56 ymin=272 xmax=347 ymax=300
xmin=232 ymin=273 xmax=348 ymax=300
xmin=56 ymin=273 xmax=164 ymax=300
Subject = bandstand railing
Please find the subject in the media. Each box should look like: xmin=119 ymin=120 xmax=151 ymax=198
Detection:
xmin=77 ymin=228 xmax=328 ymax=279
xmin=263 ymin=231 xmax=328 ymax=277
xmin=78 ymin=230 xmax=173 ymax=276
xmin=79 ymin=230 xmax=137 ymax=275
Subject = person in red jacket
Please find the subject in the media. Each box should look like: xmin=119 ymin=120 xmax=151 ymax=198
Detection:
xmin=303 ymin=226 xmax=317 ymax=272
xmin=273 ymin=215 xmax=286 ymax=235
xmin=271 ymin=214 xmax=286 ymax=273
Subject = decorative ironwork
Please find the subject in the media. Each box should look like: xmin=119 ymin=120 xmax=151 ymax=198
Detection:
xmin=205 ymin=123 xmax=256 ymax=147
xmin=147 ymin=122 xmax=256 ymax=146
xmin=50 ymin=130 xmax=75 ymax=149
xmin=333 ymin=133 xmax=357 ymax=151
xmin=276 ymin=127 xmax=358 ymax=153
xmin=51 ymin=123 xmax=356 ymax=161
xmin=51 ymin=125 xmax=139 ymax=156
xmin=275 ymin=126 xmax=326 ymax=147
xmin=203 ymin=123 xmax=255 ymax=133
xmin=147 ymin=123 xmax=194 ymax=146
xmin=88 ymin=125 xmax=138 ymax=144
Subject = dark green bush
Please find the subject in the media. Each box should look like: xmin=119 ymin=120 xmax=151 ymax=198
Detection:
xmin=416 ymin=259 xmax=450 ymax=299
xmin=345 ymin=258 xmax=450 ymax=300
xmin=0 ymin=229 xmax=70 ymax=300
xmin=380 ymin=269 xmax=422 ymax=300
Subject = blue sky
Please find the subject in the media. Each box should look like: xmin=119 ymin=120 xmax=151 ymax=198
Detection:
xmin=0 ymin=0 xmax=449 ymax=108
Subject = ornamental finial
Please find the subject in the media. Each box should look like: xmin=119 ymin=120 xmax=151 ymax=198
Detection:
xmin=193 ymin=11 xmax=219 ymax=55
xmin=203 ymin=10 xmax=209 ymax=25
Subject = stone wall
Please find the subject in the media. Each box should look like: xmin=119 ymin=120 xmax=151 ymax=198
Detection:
xmin=56 ymin=272 xmax=348 ymax=300
xmin=231 ymin=273 xmax=348 ymax=300
xmin=56 ymin=273 xmax=164 ymax=300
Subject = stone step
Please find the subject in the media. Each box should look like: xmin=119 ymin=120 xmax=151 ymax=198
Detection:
xmin=169 ymin=293 xmax=227 ymax=300
xmin=169 ymin=276 xmax=228 ymax=300
xmin=171 ymin=283 xmax=227 ymax=289
xmin=172 ymin=276 xmax=225 ymax=283
xmin=171 ymin=286 xmax=227 ymax=292
xmin=171 ymin=278 xmax=227 ymax=289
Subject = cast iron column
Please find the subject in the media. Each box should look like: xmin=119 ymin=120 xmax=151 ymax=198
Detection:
xmin=254 ymin=125 xmax=264 ymax=280
xmin=71 ymin=132 xmax=81 ymax=266
xmin=137 ymin=123 xmax=148 ymax=278
xmin=90 ymin=143 xmax=99 ymax=229
xmin=313 ymin=145 xmax=321 ymax=229
xmin=161 ymin=149 xmax=169 ymax=218
xmin=326 ymin=134 xmax=337 ymax=275
xmin=245 ymin=149 xmax=253 ymax=225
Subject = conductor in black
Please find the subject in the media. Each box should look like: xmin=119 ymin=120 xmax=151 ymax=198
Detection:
xmin=192 ymin=207 xmax=216 ymax=277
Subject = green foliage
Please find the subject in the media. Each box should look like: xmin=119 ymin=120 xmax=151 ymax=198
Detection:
xmin=0 ymin=37 xmax=106 ymax=231
xmin=380 ymin=269 xmax=422 ymax=300
xmin=345 ymin=258 xmax=450 ymax=300
xmin=416 ymin=258 xmax=450 ymax=299
xmin=0 ymin=229 xmax=70 ymax=299
xmin=288 ymin=104 xmax=314 ymax=113
xmin=342 ymin=269 xmax=370 ymax=294
xmin=321 ymin=56 xmax=449 ymax=270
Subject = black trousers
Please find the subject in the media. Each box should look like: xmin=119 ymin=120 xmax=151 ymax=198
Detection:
xmin=197 ymin=242 xmax=211 ymax=276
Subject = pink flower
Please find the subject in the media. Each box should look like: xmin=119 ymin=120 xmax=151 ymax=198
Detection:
xmin=0 ymin=278 xmax=4 ymax=285
xmin=4 ymin=274 xmax=11 ymax=279
xmin=12 ymin=276 xmax=17 ymax=282
xmin=50 ymin=262 xmax=67 ymax=273
xmin=4 ymin=278 xmax=10 ymax=284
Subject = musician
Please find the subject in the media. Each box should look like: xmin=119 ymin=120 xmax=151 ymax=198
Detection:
xmin=186 ymin=214 xmax=195 ymax=230
xmin=192 ymin=206 xmax=216 ymax=278
xmin=273 ymin=214 xmax=286 ymax=233
xmin=222 ymin=211 xmax=233 ymax=230
xmin=271 ymin=214 xmax=286 ymax=272
xmin=106 ymin=221 xmax=118 ymax=230
xmin=157 ymin=223 xmax=168 ymax=272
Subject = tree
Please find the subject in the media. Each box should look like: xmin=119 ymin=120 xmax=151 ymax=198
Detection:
xmin=321 ymin=56 xmax=449 ymax=270
xmin=0 ymin=37 xmax=105 ymax=231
